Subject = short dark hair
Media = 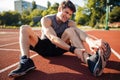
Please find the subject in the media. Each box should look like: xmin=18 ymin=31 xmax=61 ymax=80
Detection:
xmin=59 ymin=0 xmax=76 ymax=13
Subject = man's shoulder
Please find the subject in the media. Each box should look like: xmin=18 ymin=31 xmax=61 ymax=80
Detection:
xmin=44 ymin=14 xmax=56 ymax=18
xmin=41 ymin=14 xmax=56 ymax=22
xmin=68 ymin=20 xmax=75 ymax=23
xmin=68 ymin=20 xmax=76 ymax=27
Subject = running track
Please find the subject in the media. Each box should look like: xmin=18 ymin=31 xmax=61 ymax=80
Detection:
xmin=0 ymin=29 xmax=120 ymax=80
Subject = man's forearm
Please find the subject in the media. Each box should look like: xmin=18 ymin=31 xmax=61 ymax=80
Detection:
xmin=51 ymin=36 xmax=70 ymax=51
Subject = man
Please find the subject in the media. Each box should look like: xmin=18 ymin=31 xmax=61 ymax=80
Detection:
xmin=8 ymin=0 xmax=111 ymax=78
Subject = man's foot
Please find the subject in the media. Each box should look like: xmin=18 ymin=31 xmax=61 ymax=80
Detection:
xmin=87 ymin=43 xmax=111 ymax=76
xmin=87 ymin=50 xmax=103 ymax=76
xmin=8 ymin=56 xmax=36 ymax=78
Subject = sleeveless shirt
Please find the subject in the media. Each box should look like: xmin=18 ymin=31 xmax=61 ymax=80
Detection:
xmin=41 ymin=14 xmax=69 ymax=39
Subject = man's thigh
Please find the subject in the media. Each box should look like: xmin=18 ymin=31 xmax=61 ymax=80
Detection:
xmin=30 ymin=38 xmax=66 ymax=57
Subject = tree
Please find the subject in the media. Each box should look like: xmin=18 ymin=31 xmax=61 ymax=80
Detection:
xmin=30 ymin=9 xmax=43 ymax=26
xmin=109 ymin=6 xmax=120 ymax=23
xmin=30 ymin=9 xmax=43 ymax=18
xmin=0 ymin=12 xmax=3 ymax=25
xmin=47 ymin=1 xmax=51 ymax=8
xmin=52 ymin=2 xmax=59 ymax=10
xmin=75 ymin=6 xmax=90 ymax=25
xmin=86 ymin=0 xmax=106 ymax=27
xmin=0 ymin=11 xmax=21 ymax=26
xmin=11 ymin=11 xmax=21 ymax=26
xmin=42 ymin=10 xmax=48 ymax=17
xmin=42 ymin=2 xmax=59 ymax=16
xmin=21 ymin=10 xmax=31 ymax=25
xmin=32 ymin=1 xmax=37 ymax=11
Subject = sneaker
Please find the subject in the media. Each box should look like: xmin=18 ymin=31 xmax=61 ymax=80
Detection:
xmin=87 ymin=50 xmax=103 ymax=76
xmin=8 ymin=56 xmax=36 ymax=78
xmin=101 ymin=42 xmax=111 ymax=62
xmin=87 ymin=42 xmax=111 ymax=76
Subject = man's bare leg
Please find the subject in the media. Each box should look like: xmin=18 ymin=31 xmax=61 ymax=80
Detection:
xmin=61 ymin=27 xmax=111 ymax=76
xmin=61 ymin=28 xmax=89 ymax=63
xmin=8 ymin=25 xmax=38 ymax=77
xmin=19 ymin=25 xmax=38 ymax=57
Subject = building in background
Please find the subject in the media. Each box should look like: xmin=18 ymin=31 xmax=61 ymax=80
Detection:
xmin=14 ymin=0 xmax=46 ymax=13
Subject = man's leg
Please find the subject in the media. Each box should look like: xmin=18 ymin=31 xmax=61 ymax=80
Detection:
xmin=61 ymin=27 xmax=89 ymax=63
xmin=8 ymin=25 xmax=38 ymax=78
xmin=19 ymin=25 xmax=39 ymax=57
xmin=71 ymin=28 xmax=111 ymax=76
xmin=61 ymin=27 xmax=110 ymax=76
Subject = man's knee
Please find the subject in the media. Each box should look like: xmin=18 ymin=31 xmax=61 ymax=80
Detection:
xmin=20 ymin=25 xmax=31 ymax=34
xmin=64 ymin=28 xmax=75 ymax=35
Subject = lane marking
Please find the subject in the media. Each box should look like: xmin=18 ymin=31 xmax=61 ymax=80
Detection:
xmin=0 ymin=32 xmax=18 ymax=34
xmin=0 ymin=48 xmax=34 ymax=53
xmin=0 ymin=37 xmax=18 ymax=41
xmin=0 ymin=42 xmax=18 ymax=47
xmin=0 ymin=48 xmax=20 ymax=52
xmin=111 ymin=48 xmax=120 ymax=59
xmin=0 ymin=54 xmax=38 ymax=73
xmin=88 ymin=34 xmax=120 ymax=59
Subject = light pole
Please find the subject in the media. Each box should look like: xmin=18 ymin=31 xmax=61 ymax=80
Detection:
xmin=105 ymin=0 xmax=110 ymax=30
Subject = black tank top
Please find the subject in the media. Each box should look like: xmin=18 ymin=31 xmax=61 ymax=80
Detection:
xmin=41 ymin=14 xmax=69 ymax=39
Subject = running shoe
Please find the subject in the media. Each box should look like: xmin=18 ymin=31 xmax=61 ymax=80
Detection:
xmin=8 ymin=56 xmax=36 ymax=78
xmin=87 ymin=42 xmax=111 ymax=76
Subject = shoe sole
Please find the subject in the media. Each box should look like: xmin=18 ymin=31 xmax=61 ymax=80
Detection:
xmin=93 ymin=56 xmax=105 ymax=76
xmin=93 ymin=51 xmax=102 ymax=76
xmin=8 ymin=66 xmax=36 ymax=78
xmin=93 ymin=49 xmax=109 ymax=76
xmin=97 ymin=43 xmax=111 ymax=76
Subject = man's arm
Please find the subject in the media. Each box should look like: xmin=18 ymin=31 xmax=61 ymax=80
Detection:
xmin=68 ymin=20 xmax=105 ymax=52
xmin=41 ymin=17 xmax=70 ymax=51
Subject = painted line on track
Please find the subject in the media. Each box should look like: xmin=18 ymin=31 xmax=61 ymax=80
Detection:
xmin=0 ymin=42 xmax=18 ymax=48
xmin=88 ymin=34 xmax=120 ymax=59
xmin=0 ymin=54 xmax=38 ymax=73
xmin=0 ymin=48 xmax=20 ymax=52
xmin=111 ymin=48 xmax=120 ymax=59
xmin=0 ymin=32 xmax=18 ymax=34
xmin=0 ymin=37 xmax=18 ymax=41
xmin=0 ymin=48 xmax=34 ymax=52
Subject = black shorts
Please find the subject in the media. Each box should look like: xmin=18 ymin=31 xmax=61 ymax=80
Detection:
xmin=30 ymin=38 xmax=67 ymax=57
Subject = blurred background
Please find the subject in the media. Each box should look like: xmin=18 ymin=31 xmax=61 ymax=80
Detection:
xmin=0 ymin=0 xmax=120 ymax=29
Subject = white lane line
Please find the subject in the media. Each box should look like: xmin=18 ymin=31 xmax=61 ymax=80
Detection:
xmin=0 ymin=42 xmax=18 ymax=47
xmin=0 ymin=48 xmax=20 ymax=52
xmin=0 ymin=32 xmax=18 ymax=34
xmin=0 ymin=48 xmax=33 ymax=53
xmin=0 ymin=37 xmax=18 ymax=41
xmin=88 ymin=34 xmax=120 ymax=59
xmin=111 ymin=48 xmax=120 ymax=59
xmin=0 ymin=54 xmax=38 ymax=73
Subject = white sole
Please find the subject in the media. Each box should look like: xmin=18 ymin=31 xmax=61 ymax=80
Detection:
xmin=8 ymin=66 xmax=36 ymax=78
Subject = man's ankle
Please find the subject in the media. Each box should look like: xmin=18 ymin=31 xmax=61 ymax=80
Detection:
xmin=20 ymin=55 xmax=30 ymax=63
xmin=21 ymin=55 xmax=27 ymax=59
xmin=83 ymin=53 xmax=91 ymax=64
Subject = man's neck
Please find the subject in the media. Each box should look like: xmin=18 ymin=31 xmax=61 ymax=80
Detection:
xmin=56 ymin=14 xmax=64 ymax=24
xmin=56 ymin=17 xmax=63 ymax=24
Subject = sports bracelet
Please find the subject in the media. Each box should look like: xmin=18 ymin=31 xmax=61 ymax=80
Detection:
xmin=69 ymin=46 xmax=76 ymax=53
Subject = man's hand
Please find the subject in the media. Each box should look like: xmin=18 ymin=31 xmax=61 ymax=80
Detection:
xmin=74 ymin=48 xmax=86 ymax=62
xmin=90 ymin=39 xmax=107 ymax=54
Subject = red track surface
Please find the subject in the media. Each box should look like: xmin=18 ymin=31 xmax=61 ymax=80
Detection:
xmin=0 ymin=29 xmax=120 ymax=80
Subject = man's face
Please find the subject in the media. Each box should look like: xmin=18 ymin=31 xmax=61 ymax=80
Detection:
xmin=58 ymin=7 xmax=73 ymax=22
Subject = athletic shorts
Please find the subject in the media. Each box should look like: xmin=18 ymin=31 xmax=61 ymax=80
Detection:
xmin=30 ymin=38 xmax=67 ymax=57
